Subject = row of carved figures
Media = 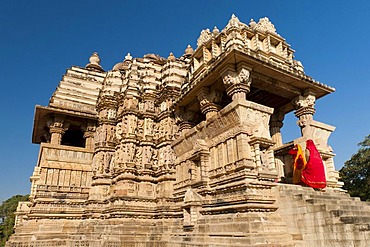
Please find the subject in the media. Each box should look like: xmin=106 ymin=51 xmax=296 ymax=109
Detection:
xmin=92 ymin=144 xmax=175 ymax=175
xmin=94 ymin=116 xmax=178 ymax=144
xmin=99 ymin=97 xmax=174 ymax=119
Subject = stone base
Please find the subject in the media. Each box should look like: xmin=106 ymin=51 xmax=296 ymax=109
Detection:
xmin=8 ymin=184 xmax=370 ymax=247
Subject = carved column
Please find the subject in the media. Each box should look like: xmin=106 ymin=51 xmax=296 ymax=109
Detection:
xmin=197 ymin=87 xmax=222 ymax=119
xmin=293 ymin=89 xmax=316 ymax=137
xmin=199 ymin=152 xmax=210 ymax=184
xmin=83 ymin=121 xmax=96 ymax=150
xmin=94 ymin=91 xmax=117 ymax=176
xmin=175 ymin=107 xmax=196 ymax=134
xmin=89 ymin=91 xmax=117 ymax=201
xmin=253 ymin=143 xmax=262 ymax=170
xmin=220 ymin=64 xmax=251 ymax=101
xmin=48 ymin=115 xmax=65 ymax=145
xmin=250 ymin=137 xmax=277 ymax=180
xmin=270 ymin=110 xmax=285 ymax=148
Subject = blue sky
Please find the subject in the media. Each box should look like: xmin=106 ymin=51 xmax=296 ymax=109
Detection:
xmin=0 ymin=1 xmax=369 ymax=202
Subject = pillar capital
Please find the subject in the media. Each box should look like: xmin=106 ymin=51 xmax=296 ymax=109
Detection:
xmin=47 ymin=115 xmax=67 ymax=145
xmin=220 ymin=64 xmax=252 ymax=100
xmin=197 ymin=87 xmax=222 ymax=119
xmin=293 ymin=90 xmax=316 ymax=119
xmin=175 ymin=107 xmax=196 ymax=133
xmin=293 ymin=90 xmax=316 ymax=134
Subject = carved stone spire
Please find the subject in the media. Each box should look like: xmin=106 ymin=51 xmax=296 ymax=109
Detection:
xmin=86 ymin=52 xmax=104 ymax=72
xmin=184 ymin=45 xmax=194 ymax=57
xmin=125 ymin=52 xmax=133 ymax=61
xmin=167 ymin=52 xmax=176 ymax=62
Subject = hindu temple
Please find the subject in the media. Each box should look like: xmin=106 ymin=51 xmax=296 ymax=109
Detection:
xmin=7 ymin=15 xmax=370 ymax=247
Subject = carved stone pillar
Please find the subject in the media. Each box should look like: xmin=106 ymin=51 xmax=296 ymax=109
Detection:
xmin=175 ymin=107 xmax=195 ymax=134
xmin=250 ymin=137 xmax=277 ymax=180
xmin=83 ymin=122 xmax=96 ymax=150
xmin=253 ymin=143 xmax=262 ymax=169
xmin=199 ymin=152 xmax=210 ymax=183
xmin=197 ymin=87 xmax=222 ymax=119
xmin=221 ymin=64 xmax=251 ymax=101
xmin=48 ymin=115 xmax=65 ymax=145
xmin=270 ymin=110 xmax=285 ymax=148
xmin=293 ymin=89 xmax=316 ymax=137
xmin=93 ymin=91 xmax=117 ymax=177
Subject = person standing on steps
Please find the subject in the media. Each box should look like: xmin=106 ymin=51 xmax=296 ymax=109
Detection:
xmin=289 ymin=139 xmax=326 ymax=189
xmin=301 ymin=139 xmax=327 ymax=189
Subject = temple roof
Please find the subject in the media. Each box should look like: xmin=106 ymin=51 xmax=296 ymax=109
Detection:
xmin=32 ymin=15 xmax=335 ymax=143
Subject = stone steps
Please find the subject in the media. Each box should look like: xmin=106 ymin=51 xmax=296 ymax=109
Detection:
xmin=277 ymin=184 xmax=370 ymax=246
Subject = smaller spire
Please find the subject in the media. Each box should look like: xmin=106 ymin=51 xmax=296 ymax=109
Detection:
xmin=249 ymin=19 xmax=257 ymax=28
xmin=225 ymin=14 xmax=241 ymax=29
xmin=212 ymin=26 xmax=219 ymax=35
xmin=89 ymin=52 xmax=100 ymax=65
xmin=125 ymin=52 xmax=132 ymax=61
xmin=86 ymin=52 xmax=104 ymax=72
xmin=184 ymin=45 xmax=194 ymax=57
xmin=167 ymin=52 xmax=176 ymax=62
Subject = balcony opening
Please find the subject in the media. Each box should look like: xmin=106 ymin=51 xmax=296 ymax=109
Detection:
xmin=61 ymin=125 xmax=85 ymax=148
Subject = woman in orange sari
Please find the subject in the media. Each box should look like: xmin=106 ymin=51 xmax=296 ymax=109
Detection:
xmin=288 ymin=144 xmax=306 ymax=184
xmin=301 ymin=139 xmax=326 ymax=189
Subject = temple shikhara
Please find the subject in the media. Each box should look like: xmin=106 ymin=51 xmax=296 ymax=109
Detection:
xmin=8 ymin=15 xmax=370 ymax=246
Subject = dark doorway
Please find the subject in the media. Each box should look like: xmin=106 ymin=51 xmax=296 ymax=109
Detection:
xmin=61 ymin=125 xmax=85 ymax=148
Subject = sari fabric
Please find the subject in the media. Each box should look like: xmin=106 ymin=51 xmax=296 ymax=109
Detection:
xmin=288 ymin=144 xmax=306 ymax=184
xmin=301 ymin=139 xmax=327 ymax=189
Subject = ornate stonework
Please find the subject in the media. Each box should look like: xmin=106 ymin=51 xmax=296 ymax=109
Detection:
xmin=8 ymin=15 xmax=370 ymax=247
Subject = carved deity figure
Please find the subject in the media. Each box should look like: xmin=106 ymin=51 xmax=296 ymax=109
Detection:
xmin=134 ymin=146 xmax=143 ymax=165
xmin=95 ymin=125 xmax=108 ymax=143
xmin=138 ymin=101 xmax=145 ymax=111
xmin=127 ymin=115 xmax=137 ymax=135
xmin=158 ymin=120 xmax=165 ymax=137
xmin=115 ymin=122 xmax=123 ymax=141
xmin=143 ymin=146 xmax=153 ymax=164
xmin=107 ymin=125 xmax=115 ymax=142
xmin=145 ymin=100 xmax=155 ymax=112
xmin=144 ymin=118 xmax=154 ymax=136
xmin=160 ymin=101 xmax=167 ymax=112
xmin=124 ymin=97 xmax=138 ymax=110
xmin=115 ymin=145 xmax=125 ymax=164
xmin=126 ymin=143 xmax=136 ymax=163
xmin=104 ymin=152 xmax=113 ymax=173
xmin=163 ymin=145 xmax=175 ymax=169
xmin=137 ymin=119 xmax=144 ymax=137
xmin=92 ymin=152 xmax=105 ymax=175
xmin=107 ymin=109 xmax=116 ymax=120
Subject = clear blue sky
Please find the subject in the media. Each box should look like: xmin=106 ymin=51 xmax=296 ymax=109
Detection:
xmin=0 ymin=1 xmax=369 ymax=202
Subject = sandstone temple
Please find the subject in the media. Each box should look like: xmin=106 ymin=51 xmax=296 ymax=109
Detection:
xmin=8 ymin=15 xmax=370 ymax=246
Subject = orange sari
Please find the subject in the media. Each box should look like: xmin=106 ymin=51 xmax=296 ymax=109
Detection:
xmin=288 ymin=144 xmax=307 ymax=184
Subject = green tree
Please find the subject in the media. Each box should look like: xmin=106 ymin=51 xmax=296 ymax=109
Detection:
xmin=339 ymin=135 xmax=370 ymax=201
xmin=0 ymin=195 xmax=29 ymax=246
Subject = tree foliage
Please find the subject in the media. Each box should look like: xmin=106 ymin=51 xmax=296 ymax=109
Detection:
xmin=339 ymin=135 xmax=370 ymax=201
xmin=0 ymin=194 xmax=29 ymax=246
